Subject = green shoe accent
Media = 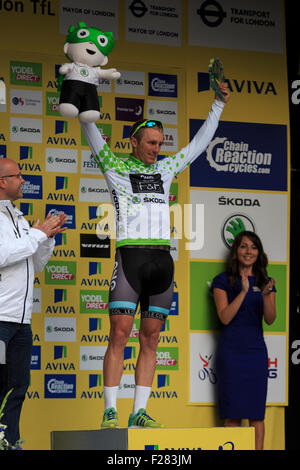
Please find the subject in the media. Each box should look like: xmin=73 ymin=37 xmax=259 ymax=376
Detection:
xmin=128 ymin=408 xmax=163 ymax=428
xmin=101 ymin=407 xmax=119 ymax=428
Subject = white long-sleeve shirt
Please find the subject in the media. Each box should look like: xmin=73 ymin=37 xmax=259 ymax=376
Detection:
xmin=0 ymin=200 xmax=55 ymax=323
xmin=81 ymin=100 xmax=224 ymax=248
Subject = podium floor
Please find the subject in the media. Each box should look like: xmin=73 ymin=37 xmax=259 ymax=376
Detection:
xmin=51 ymin=427 xmax=255 ymax=450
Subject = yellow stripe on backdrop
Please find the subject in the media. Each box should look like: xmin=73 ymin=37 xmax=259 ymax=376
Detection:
xmin=0 ymin=0 xmax=289 ymax=450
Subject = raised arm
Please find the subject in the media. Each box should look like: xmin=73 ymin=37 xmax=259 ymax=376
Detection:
xmin=261 ymin=279 xmax=276 ymax=325
xmin=162 ymin=84 xmax=229 ymax=177
xmin=81 ymin=121 xmax=107 ymax=157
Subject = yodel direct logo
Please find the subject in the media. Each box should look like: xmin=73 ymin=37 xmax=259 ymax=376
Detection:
xmin=80 ymin=290 xmax=109 ymax=314
xmin=10 ymin=61 xmax=42 ymax=86
xmin=156 ymin=348 xmax=178 ymax=370
xmin=45 ymin=261 xmax=76 ymax=285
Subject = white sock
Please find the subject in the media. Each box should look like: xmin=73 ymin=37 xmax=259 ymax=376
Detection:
xmin=133 ymin=385 xmax=151 ymax=415
xmin=104 ymin=385 xmax=119 ymax=411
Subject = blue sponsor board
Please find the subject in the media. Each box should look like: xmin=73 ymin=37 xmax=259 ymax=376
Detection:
xmin=54 ymin=345 xmax=65 ymax=360
xmin=148 ymin=73 xmax=178 ymax=98
xmin=31 ymin=345 xmax=41 ymax=370
xmin=88 ymin=206 xmax=98 ymax=219
xmin=54 ymin=232 xmax=66 ymax=246
xmin=124 ymin=346 xmax=135 ymax=360
xmin=45 ymin=204 xmax=76 ymax=229
xmin=19 ymin=145 xmax=32 ymax=159
xmin=55 ymin=64 xmax=61 ymax=78
xmin=0 ymin=145 xmax=6 ymax=158
xmin=169 ymin=292 xmax=178 ymax=315
xmin=189 ymin=120 xmax=287 ymax=191
xmin=54 ymin=289 xmax=65 ymax=303
xmin=157 ymin=374 xmax=169 ymax=388
xmin=55 ymin=120 xmax=68 ymax=134
xmin=20 ymin=202 xmax=32 ymax=215
xmin=197 ymin=72 xmax=210 ymax=93
xmin=44 ymin=374 xmax=76 ymax=398
xmin=122 ymin=125 xmax=131 ymax=139
xmin=22 ymin=175 xmax=43 ymax=199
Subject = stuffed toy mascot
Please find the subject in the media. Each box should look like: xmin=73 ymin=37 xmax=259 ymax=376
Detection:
xmin=58 ymin=22 xmax=120 ymax=122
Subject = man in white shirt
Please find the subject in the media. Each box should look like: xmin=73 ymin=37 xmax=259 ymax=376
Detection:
xmin=0 ymin=158 xmax=66 ymax=447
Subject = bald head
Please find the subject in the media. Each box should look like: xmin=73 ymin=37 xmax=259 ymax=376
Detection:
xmin=0 ymin=158 xmax=19 ymax=176
xmin=0 ymin=158 xmax=24 ymax=202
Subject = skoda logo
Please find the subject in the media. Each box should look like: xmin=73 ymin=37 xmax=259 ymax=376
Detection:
xmin=80 ymin=67 xmax=89 ymax=77
xmin=221 ymin=214 xmax=255 ymax=249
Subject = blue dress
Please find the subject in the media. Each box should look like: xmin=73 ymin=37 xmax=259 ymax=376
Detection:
xmin=212 ymin=272 xmax=274 ymax=421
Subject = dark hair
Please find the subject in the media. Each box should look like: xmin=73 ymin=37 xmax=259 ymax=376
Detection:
xmin=227 ymin=231 xmax=269 ymax=289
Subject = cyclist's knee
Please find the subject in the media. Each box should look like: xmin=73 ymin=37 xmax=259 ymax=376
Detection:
xmin=139 ymin=324 xmax=161 ymax=351
xmin=109 ymin=316 xmax=133 ymax=347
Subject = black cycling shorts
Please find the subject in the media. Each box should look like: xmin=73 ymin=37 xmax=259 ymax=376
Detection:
xmin=109 ymin=246 xmax=174 ymax=321
xmin=59 ymin=79 xmax=100 ymax=113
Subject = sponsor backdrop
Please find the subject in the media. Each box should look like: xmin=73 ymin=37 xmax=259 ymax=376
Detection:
xmin=0 ymin=0 xmax=288 ymax=450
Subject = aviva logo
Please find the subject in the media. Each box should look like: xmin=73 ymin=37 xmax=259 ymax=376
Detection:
xmin=54 ymin=289 xmax=67 ymax=303
xmin=56 ymin=176 xmax=68 ymax=190
xmin=124 ymin=346 xmax=136 ymax=360
xmin=89 ymin=262 xmax=102 ymax=275
xmin=55 ymin=120 xmax=68 ymax=134
xmin=160 ymin=319 xmax=170 ymax=332
xmin=46 ymin=345 xmax=75 ymax=371
xmin=20 ymin=145 xmax=33 ymax=159
xmin=47 ymin=121 xmax=76 ymax=145
xmin=152 ymin=374 xmax=177 ymax=399
xmin=89 ymin=205 xmax=102 ymax=219
xmin=157 ymin=374 xmax=170 ymax=388
xmin=48 ymin=177 xmax=74 ymax=201
xmin=80 ymin=374 xmax=104 ymax=399
xmin=89 ymin=318 xmax=102 ymax=332
xmin=89 ymin=374 xmax=102 ymax=388
xmin=54 ymin=345 xmax=67 ymax=360
xmin=0 ymin=145 xmax=6 ymax=158
xmin=55 ymin=232 xmax=67 ymax=246
xmin=123 ymin=346 xmax=136 ymax=371
xmin=20 ymin=202 xmax=33 ymax=216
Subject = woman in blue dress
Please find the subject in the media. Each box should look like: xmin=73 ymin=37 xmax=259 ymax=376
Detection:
xmin=212 ymin=231 xmax=276 ymax=450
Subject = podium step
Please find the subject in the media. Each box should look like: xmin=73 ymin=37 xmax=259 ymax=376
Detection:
xmin=51 ymin=428 xmax=128 ymax=450
xmin=51 ymin=427 xmax=255 ymax=450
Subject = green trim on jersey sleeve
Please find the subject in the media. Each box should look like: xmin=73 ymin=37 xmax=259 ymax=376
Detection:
xmin=116 ymin=238 xmax=171 ymax=248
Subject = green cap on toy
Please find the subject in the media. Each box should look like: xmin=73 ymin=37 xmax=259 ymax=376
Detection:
xmin=65 ymin=22 xmax=115 ymax=56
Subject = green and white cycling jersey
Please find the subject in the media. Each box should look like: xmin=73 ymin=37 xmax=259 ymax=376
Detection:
xmin=81 ymin=99 xmax=224 ymax=248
